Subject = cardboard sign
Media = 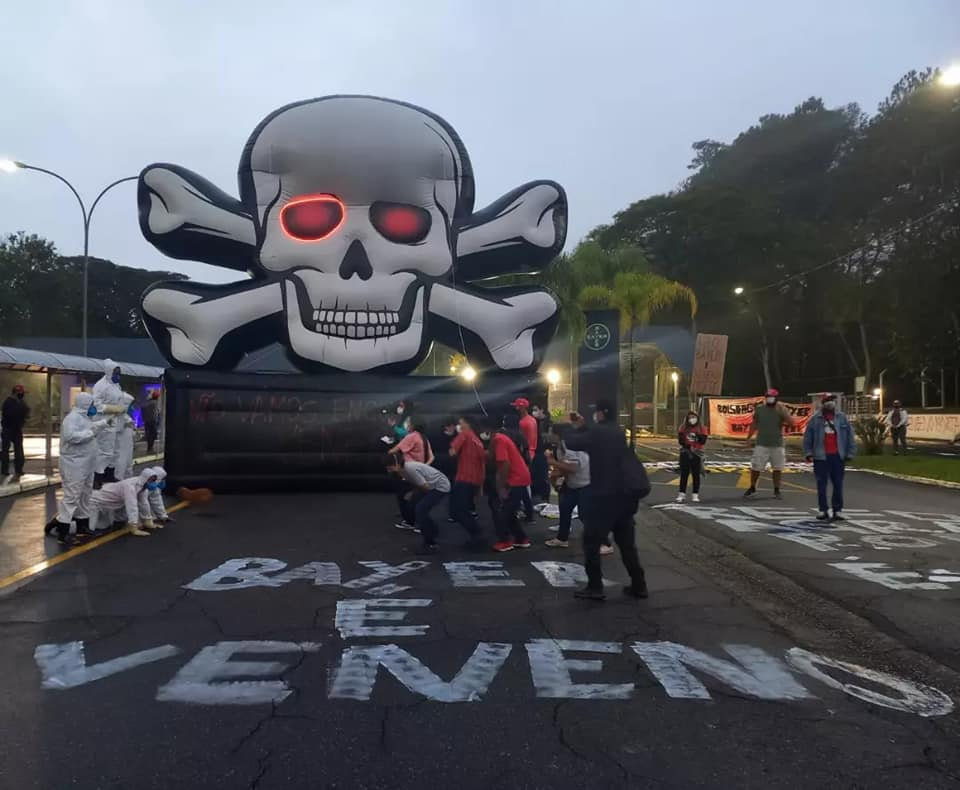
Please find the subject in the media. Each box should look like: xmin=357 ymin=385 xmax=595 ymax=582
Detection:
xmin=690 ymin=334 xmax=728 ymax=396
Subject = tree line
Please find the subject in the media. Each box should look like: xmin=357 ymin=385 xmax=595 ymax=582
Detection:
xmin=581 ymin=68 xmax=959 ymax=401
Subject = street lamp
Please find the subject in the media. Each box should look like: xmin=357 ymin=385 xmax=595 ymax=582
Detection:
xmin=939 ymin=63 xmax=960 ymax=87
xmin=670 ymin=370 xmax=679 ymax=429
xmin=461 ymin=366 xmax=477 ymax=383
xmin=545 ymin=368 xmax=561 ymax=386
xmin=733 ymin=286 xmax=745 ymax=296
xmin=0 ymin=160 xmax=137 ymax=357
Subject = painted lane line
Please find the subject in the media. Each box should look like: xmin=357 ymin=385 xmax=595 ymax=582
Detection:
xmin=0 ymin=500 xmax=191 ymax=594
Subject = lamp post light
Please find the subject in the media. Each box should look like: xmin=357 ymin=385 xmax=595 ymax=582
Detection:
xmin=671 ymin=370 xmax=680 ymax=430
xmin=545 ymin=368 xmax=561 ymax=387
xmin=461 ymin=366 xmax=477 ymax=383
xmin=939 ymin=63 xmax=960 ymax=87
xmin=733 ymin=286 xmax=745 ymax=296
xmin=0 ymin=159 xmax=137 ymax=357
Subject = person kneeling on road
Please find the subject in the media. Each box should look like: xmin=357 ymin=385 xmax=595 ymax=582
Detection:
xmin=803 ymin=394 xmax=856 ymax=523
xmin=90 ymin=467 xmax=164 ymax=537
xmin=45 ymin=392 xmax=112 ymax=545
xmin=146 ymin=467 xmax=174 ymax=524
xmin=387 ymin=453 xmax=450 ymax=555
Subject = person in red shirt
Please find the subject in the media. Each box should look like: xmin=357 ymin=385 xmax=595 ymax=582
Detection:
xmin=510 ymin=397 xmax=537 ymax=522
xmin=449 ymin=415 xmax=486 ymax=544
xmin=491 ymin=414 xmax=532 ymax=552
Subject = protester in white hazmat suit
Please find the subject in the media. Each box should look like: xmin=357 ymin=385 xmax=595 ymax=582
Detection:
xmin=90 ymin=467 xmax=161 ymax=536
xmin=147 ymin=466 xmax=172 ymax=523
xmin=45 ymin=392 xmax=111 ymax=545
xmin=114 ymin=393 xmax=136 ymax=482
xmin=92 ymin=359 xmax=126 ymax=483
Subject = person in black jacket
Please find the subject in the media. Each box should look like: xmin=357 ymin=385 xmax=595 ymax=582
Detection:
xmin=564 ymin=399 xmax=648 ymax=600
xmin=1 ymin=384 xmax=30 ymax=482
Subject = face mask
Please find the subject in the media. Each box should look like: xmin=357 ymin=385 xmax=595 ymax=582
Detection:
xmin=444 ymin=428 xmax=455 ymax=436
xmin=87 ymin=406 xmax=98 ymax=418
xmin=146 ymin=481 xmax=159 ymax=491
xmin=112 ymin=374 xmax=121 ymax=384
xmin=396 ymin=407 xmax=404 ymax=415
xmin=765 ymin=398 xmax=776 ymax=406
xmin=592 ymin=413 xmax=601 ymax=423
xmin=532 ymin=410 xmax=542 ymax=419
xmin=16 ymin=392 xmax=23 ymax=400
xmin=455 ymin=424 xmax=462 ymax=434
xmin=479 ymin=431 xmax=491 ymax=441
xmin=688 ymin=417 xmax=698 ymax=426
xmin=157 ymin=480 xmax=166 ymax=490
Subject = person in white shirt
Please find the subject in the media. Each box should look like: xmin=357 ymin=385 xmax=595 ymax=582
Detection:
xmin=543 ymin=423 xmax=613 ymax=553
xmin=885 ymin=400 xmax=910 ymax=455
xmin=386 ymin=453 xmax=450 ymax=554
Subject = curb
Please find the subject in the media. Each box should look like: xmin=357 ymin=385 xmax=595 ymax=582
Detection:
xmin=852 ymin=467 xmax=960 ymax=490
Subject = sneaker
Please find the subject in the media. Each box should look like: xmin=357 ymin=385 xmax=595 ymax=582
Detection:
xmin=573 ymin=586 xmax=606 ymax=601
xmin=623 ymin=584 xmax=649 ymax=600
xmin=513 ymin=538 xmax=532 ymax=549
xmin=743 ymin=487 xmax=756 ymax=498
xmin=130 ymin=528 xmax=150 ymax=537
xmin=831 ymin=512 xmax=845 ymax=522
xmin=394 ymin=520 xmax=416 ymax=531
xmin=415 ymin=543 xmax=439 ymax=555
xmin=492 ymin=540 xmax=515 ymax=553
xmin=816 ymin=512 xmax=830 ymax=521
xmin=44 ymin=519 xmax=59 ymax=536
xmin=544 ymin=538 xmax=569 ymax=548
xmin=691 ymin=493 xmax=701 ymax=503
xmin=599 ymin=544 xmax=615 ymax=556
xmin=548 ymin=524 xmax=560 ymax=532
xmin=774 ymin=489 xmax=783 ymax=500
xmin=675 ymin=492 xmax=686 ymax=504
xmin=446 ymin=517 xmax=457 ymax=523
xmin=56 ymin=533 xmax=78 ymax=547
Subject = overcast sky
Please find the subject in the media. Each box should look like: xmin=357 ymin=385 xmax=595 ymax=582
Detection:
xmin=1 ymin=0 xmax=957 ymax=284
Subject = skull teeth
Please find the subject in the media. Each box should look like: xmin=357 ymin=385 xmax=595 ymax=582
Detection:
xmin=311 ymin=307 xmax=401 ymax=338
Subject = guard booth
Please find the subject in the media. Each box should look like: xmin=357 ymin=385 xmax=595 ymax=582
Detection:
xmin=0 ymin=346 xmax=163 ymax=496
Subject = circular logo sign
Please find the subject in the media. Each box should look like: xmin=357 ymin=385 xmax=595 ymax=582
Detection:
xmin=584 ymin=323 xmax=611 ymax=351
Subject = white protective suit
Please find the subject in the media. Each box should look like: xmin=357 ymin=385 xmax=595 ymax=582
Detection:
xmin=90 ymin=468 xmax=157 ymax=536
xmin=92 ymin=358 xmax=126 ymax=475
xmin=55 ymin=392 xmax=109 ymax=525
xmin=114 ymin=393 xmax=136 ymax=481
xmin=147 ymin=466 xmax=170 ymax=521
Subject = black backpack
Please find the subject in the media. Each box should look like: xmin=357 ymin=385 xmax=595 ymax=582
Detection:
xmin=622 ymin=446 xmax=651 ymax=500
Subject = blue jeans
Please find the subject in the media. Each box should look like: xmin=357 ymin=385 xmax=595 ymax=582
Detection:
xmin=415 ymin=488 xmax=447 ymax=545
xmin=450 ymin=481 xmax=480 ymax=537
xmin=813 ymin=455 xmax=845 ymax=514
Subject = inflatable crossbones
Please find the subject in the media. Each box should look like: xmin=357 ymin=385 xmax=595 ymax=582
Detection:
xmin=137 ymin=95 xmax=566 ymax=374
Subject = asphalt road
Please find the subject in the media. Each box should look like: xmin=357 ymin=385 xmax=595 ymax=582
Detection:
xmin=1 ymin=488 xmax=960 ymax=789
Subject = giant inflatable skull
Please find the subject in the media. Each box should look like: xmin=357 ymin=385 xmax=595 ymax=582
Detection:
xmin=138 ymin=95 xmax=566 ymax=374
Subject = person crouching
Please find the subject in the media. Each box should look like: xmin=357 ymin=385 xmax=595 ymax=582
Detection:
xmin=90 ymin=468 xmax=162 ymax=536
xmin=386 ymin=452 xmax=450 ymax=555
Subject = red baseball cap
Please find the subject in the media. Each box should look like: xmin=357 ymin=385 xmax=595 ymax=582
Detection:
xmin=12 ymin=384 xmax=25 ymax=394
xmin=510 ymin=397 xmax=530 ymax=409
xmin=765 ymin=388 xmax=779 ymax=397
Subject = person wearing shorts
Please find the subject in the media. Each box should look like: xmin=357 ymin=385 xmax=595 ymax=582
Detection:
xmin=744 ymin=388 xmax=796 ymax=499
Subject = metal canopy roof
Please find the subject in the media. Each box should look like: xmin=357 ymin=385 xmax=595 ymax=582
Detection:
xmin=0 ymin=346 xmax=163 ymax=378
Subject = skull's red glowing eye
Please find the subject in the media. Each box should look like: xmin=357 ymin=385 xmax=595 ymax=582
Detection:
xmin=280 ymin=195 xmax=345 ymax=241
xmin=370 ymin=202 xmax=432 ymax=244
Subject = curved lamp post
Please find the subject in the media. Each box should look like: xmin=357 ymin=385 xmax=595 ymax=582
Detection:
xmin=0 ymin=159 xmax=137 ymax=357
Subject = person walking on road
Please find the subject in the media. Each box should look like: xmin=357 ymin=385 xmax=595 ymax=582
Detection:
xmin=1 ymin=384 xmax=30 ymax=483
xmin=142 ymin=390 xmax=160 ymax=453
xmin=387 ymin=452 xmax=451 ymax=555
xmin=803 ymin=393 xmax=856 ymax=523
xmin=744 ymin=388 xmax=796 ymax=500
xmin=676 ymin=411 xmax=708 ymax=503
xmin=448 ymin=415 xmax=486 ymax=546
xmin=491 ymin=415 xmax=533 ymax=552
xmin=510 ymin=398 xmax=538 ymax=522
xmin=885 ymin=400 xmax=910 ymax=455
xmin=44 ymin=392 xmax=110 ymax=545
xmin=564 ymin=399 xmax=648 ymax=601
xmin=388 ymin=417 xmax=433 ymax=530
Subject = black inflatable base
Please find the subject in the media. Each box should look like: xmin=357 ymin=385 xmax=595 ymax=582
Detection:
xmin=163 ymin=369 xmax=546 ymax=493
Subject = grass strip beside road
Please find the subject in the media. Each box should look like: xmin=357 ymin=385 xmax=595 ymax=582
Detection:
xmin=852 ymin=454 xmax=960 ymax=484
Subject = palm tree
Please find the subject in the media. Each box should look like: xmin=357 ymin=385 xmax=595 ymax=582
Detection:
xmin=577 ymin=259 xmax=697 ymax=442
